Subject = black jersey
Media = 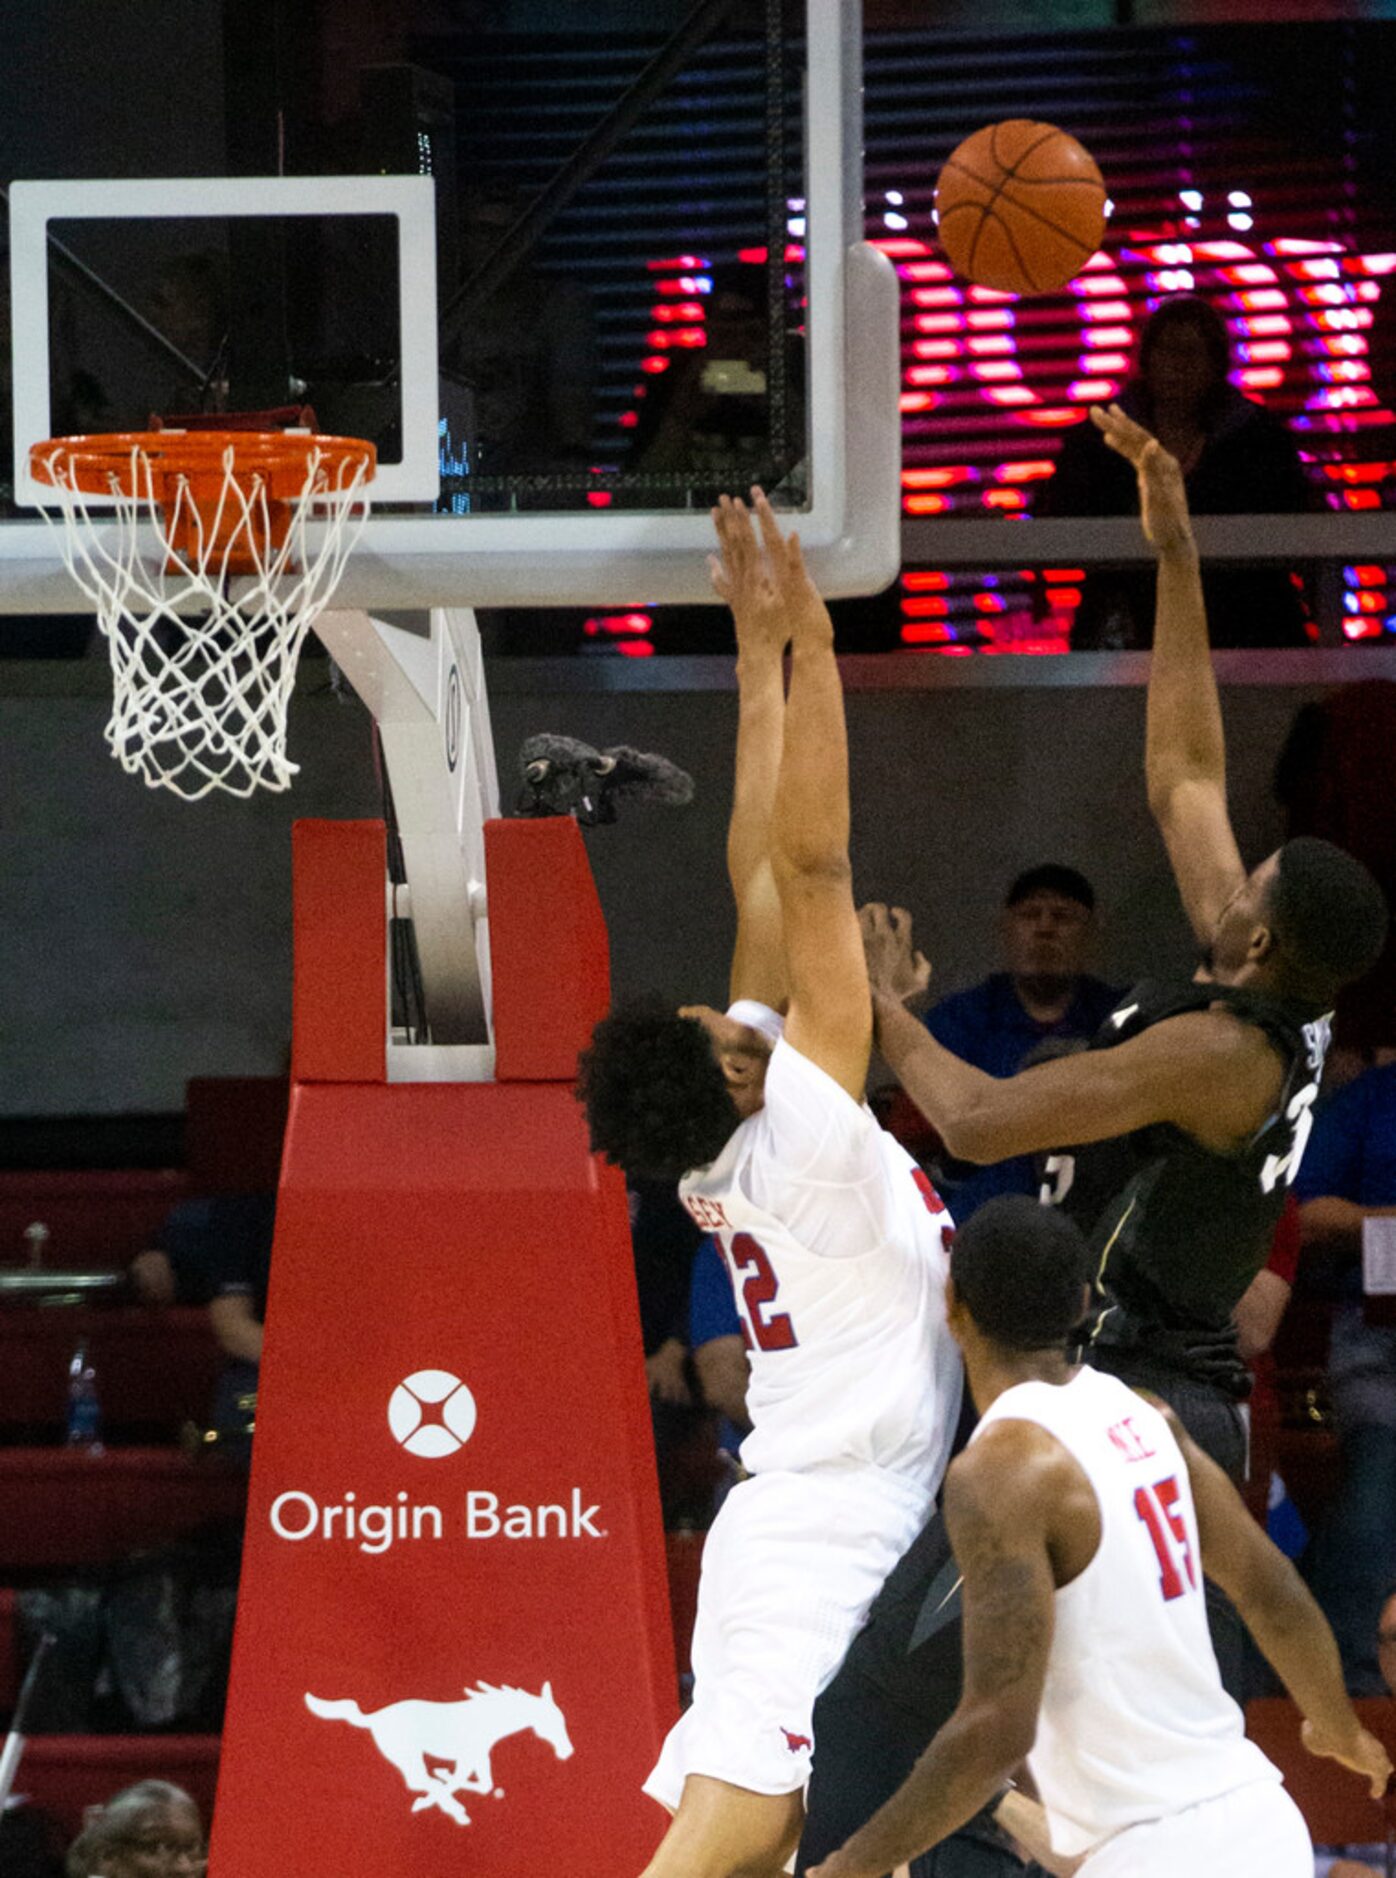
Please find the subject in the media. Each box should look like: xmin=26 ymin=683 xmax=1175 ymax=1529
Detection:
xmin=1051 ymin=980 xmax=1331 ymax=1397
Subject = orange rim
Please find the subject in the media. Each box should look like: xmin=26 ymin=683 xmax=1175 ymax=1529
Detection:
xmin=29 ymin=430 xmax=376 ymax=499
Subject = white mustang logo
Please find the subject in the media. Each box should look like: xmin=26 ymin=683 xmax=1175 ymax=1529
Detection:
xmin=305 ymin=1679 xmax=573 ymax=1825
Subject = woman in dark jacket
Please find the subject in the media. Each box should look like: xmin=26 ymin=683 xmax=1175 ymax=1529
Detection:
xmin=1040 ymin=294 xmax=1313 ymax=648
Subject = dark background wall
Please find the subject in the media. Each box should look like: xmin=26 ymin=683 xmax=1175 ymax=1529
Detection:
xmin=2 ymin=653 xmax=1316 ymax=1119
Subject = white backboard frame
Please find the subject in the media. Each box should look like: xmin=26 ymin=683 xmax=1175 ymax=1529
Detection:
xmin=9 ymin=173 xmax=441 ymax=506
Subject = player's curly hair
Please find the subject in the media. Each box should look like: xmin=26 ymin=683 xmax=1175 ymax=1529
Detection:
xmin=578 ymin=1001 xmax=742 ymax=1181
xmin=951 ymin=1195 xmax=1091 ymax=1352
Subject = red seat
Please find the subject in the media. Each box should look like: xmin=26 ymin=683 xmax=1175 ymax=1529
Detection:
xmin=0 ymin=1307 xmax=223 ymax=1436
xmin=0 ymin=1449 xmax=247 ymax=1571
xmin=1248 ymin=1696 xmax=1396 ymax=1847
xmin=0 ymin=1169 xmax=187 ymax=1272
xmin=11 ymin=1733 xmax=220 ymax=1845
xmin=184 ymin=1076 xmax=288 ymax=1194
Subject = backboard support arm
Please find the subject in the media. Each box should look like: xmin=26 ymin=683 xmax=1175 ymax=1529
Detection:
xmin=312 ymin=608 xmax=499 ymax=1072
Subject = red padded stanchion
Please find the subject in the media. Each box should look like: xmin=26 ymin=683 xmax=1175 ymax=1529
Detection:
xmin=487 ymin=817 xmax=611 ymax=1082
xmin=291 ymin=820 xmax=386 ymax=1084
xmin=212 ymin=818 xmax=674 ymax=1878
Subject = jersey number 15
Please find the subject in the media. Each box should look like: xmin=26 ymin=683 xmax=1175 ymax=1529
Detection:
xmin=1134 ymin=1475 xmax=1198 ymax=1602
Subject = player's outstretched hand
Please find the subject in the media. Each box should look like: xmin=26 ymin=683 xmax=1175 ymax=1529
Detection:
xmin=1089 ymin=403 xmax=1194 ymax=556
xmin=860 ymin=903 xmax=931 ymax=1005
xmin=709 ymin=487 xmax=830 ymax=654
xmin=1302 ymin=1716 xmax=1394 ymax=1801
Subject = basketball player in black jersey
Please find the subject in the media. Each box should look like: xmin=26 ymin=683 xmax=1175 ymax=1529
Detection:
xmin=795 ymin=407 xmax=1389 ymax=1878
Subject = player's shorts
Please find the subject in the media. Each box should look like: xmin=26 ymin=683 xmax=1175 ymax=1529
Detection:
xmin=1077 ymin=1779 xmax=1309 ymax=1878
xmin=643 ymin=1464 xmax=933 ymax=1812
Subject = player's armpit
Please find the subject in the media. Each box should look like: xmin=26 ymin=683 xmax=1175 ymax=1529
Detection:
xmin=928 ymin=1008 xmax=1284 ymax=1164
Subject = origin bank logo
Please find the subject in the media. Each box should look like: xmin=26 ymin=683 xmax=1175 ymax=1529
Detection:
xmin=388 ymin=1369 xmax=478 ymax=1459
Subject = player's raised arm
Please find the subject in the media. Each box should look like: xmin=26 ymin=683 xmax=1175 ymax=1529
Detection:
xmin=1091 ymin=402 xmax=1247 ymax=947
xmin=1164 ymin=1405 xmax=1393 ymax=1801
xmin=757 ymin=493 xmax=871 ymax=1099
xmin=808 ymin=1428 xmax=1060 ymax=1878
xmin=710 ymin=494 xmax=790 ymax=1012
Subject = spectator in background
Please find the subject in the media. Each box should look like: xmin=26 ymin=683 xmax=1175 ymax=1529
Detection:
xmin=1039 ymin=294 xmax=1312 ymax=649
xmin=627 ymin=261 xmax=805 ymax=493
xmin=131 ymin=1192 xmax=275 ymax=1451
xmin=688 ymin=1236 xmax=751 ymax=1504
xmin=130 ymin=1194 xmax=238 ymax=1308
xmin=629 ymin=1178 xmax=709 ymax=1519
xmin=1236 ymin=1194 xmax=1301 ymax=1365
xmin=1295 ymin=1061 xmax=1396 ymax=1692
xmin=65 ymin=1778 xmax=205 ymax=1876
xmin=1235 ymin=1198 xmax=1303 ymax=1544
xmin=910 ymin=864 xmax=1118 ymax=1220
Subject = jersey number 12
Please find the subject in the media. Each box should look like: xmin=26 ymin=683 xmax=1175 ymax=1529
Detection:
xmin=728 ymin=1234 xmax=799 ymax=1353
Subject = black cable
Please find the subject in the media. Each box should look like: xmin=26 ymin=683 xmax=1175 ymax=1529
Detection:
xmin=374 ymin=726 xmax=430 ymax=1045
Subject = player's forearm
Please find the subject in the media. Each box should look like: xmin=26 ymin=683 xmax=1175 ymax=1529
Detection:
xmin=1299 ymin=1196 xmax=1396 ymax=1252
xmin=1146 ymin=540 xmax=1228 ymax=816
xmin=1241 ymin=1554 xmax=1363 ymax=1742
xmin=209 ymin=1301 xmax=265 ymax=1365
xmin=728 ymin=645 xmax=786 ymax=897
xmin=771 ymin=604 xmax=849 ymax=882
xmin=814 ymin=1707 xmax=1021 ymax=1878
xmin=874 ymin=994 xmax=1006 ymax=1160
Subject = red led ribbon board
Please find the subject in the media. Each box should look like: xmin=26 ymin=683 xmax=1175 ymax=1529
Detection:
xmin=211 ymin=819 xmax=674 ymax=1878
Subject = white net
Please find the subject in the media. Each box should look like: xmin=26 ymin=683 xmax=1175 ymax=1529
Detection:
xmin=31 ymin=435 xmax=372 ymax=801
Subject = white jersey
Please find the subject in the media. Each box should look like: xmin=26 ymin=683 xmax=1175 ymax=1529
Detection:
xmin=973 ymin=1368 xmax=1279 ymax=1857
xmin=679 ymin=1011 xmax=961 ymax=1488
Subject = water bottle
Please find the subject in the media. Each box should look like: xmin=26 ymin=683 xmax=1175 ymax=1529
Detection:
xmin=66 ymin=1340 xmax=104 ymax=1453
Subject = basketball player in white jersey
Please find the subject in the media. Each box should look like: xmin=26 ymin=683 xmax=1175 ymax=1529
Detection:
xmin=808 ymin=1194 xmax=1392 ymax=1878
xmin=579 ymin=492 xmax=962 ymax=1878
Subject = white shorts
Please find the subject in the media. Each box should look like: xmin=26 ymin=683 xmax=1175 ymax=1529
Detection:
xmin=644 ymin=1466 xmax=932 ymax=1811
xmin=1080 ymin=1779 xmax=1311 ymax=1878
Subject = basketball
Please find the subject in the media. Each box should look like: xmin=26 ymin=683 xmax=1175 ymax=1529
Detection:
xmin=934 ymin=119 xmax=1108 ymax=295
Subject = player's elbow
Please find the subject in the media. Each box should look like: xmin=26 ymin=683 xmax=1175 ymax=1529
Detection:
xmin=939 ymin=1102 xmax=1010 ymax=1165
xmin=772 ymin=846 xmax=852 ymax=890
xmin=1145 ymin=773 xmax=1193 ymax=827
xmin=1146 ymin=770 xmax=1220 ymax=829
xmin=959 ymin=1696 xmax=1037 ymax=1773
xmin=1231 ymin=1548 xmax=1314 ymax=1643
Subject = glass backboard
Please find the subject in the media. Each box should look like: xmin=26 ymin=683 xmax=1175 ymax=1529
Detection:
xmin=0 ymin=0 xmax=898 ymax=613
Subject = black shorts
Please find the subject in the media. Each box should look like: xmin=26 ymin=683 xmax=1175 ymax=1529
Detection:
xmin=795 ymin=1367 xmax=1248 ymax=1877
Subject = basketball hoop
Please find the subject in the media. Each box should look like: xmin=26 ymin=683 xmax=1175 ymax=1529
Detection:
xmin=28 ymin=422 xmax=376 ymax=801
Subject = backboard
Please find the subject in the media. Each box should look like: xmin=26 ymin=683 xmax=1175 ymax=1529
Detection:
xmin=0 ymin=0 xmax=897 ymax=613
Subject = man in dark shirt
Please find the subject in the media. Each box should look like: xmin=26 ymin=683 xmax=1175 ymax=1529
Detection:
xmin=922 ymin=864 xmax=1118 ymax=1220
